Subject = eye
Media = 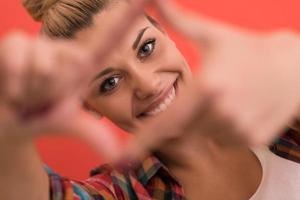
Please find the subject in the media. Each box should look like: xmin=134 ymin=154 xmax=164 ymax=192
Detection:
xmin=137 ymin=38 xmax=156 ymax=59
xmin=99 ymin=76 xmax=121 ymax=93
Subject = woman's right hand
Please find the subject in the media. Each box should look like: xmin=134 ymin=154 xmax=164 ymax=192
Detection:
xmin=0 ymin=33 xmax=122 ymax=159
xmin=0 ymin=0 xmax=151 ymax=160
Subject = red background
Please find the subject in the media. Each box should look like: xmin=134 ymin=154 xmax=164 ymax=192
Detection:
xmin=1 ymin=0 xmax=300 ymax=180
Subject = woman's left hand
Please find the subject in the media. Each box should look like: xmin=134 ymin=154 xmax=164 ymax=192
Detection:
xmin=125 ymin=0 xmax=300 ymax=160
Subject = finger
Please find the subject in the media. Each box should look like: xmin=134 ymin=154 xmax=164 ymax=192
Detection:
xmin=32 ymin=0 xmax=154 ymax=103
xmin=67 ymin=110 xmax=122 ymax=162
xmin=0 ymin=106 xmax=15 ymax=136
xmin=122 ymin=84 xmax=207 ymax=162
xmin=248 ymin=104 xmax=300 ymax=146
xmin=46 ymin=0 xmax=153 ymax=99
xmin=0 ymin=33 xmax=30 ymax=104
xmin=85 ymin=0 xmax=152 ymax=67
xmin=35 ymin=99 xmax=122 ymax=162
xmin=21 ymin=39 xmax=58 ymax=110
xmin=46 ymin=40 xmax=92 ymax=97
xmin=153 ymin=0 xmax=235 ymax=48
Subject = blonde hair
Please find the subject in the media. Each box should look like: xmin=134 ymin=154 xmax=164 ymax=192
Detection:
xmin=22 ymin=0 xmax=109 ymax=38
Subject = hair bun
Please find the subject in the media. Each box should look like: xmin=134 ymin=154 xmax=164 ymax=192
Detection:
xmin=22 ymin=0 xmax=58 ymax=22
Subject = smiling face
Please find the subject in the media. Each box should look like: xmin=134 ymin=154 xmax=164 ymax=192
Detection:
xmin=76 ymin=2 xmax=192 ymax=132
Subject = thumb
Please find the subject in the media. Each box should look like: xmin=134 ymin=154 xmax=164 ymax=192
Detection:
xmin=66 ymin=110 xmax=122 ymax=162
xmin=43 ymin=101 xmax=122 ymax=162
xmin=153 ymin=0 xmax=234 ymax=49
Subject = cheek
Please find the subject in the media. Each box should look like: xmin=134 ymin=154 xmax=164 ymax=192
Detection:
xmin=87 ymin=90 xmax=133 ymax=127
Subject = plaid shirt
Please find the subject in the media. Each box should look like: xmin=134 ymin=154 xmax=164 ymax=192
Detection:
xmin=269 ymin=128 xmax=300 ymax=163
xmin=48 ymin=156 xmax=184 ymax=200
xmin=48 ymin=129 xmax=300 ymax=200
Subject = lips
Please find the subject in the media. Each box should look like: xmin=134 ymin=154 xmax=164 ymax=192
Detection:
xmin=144 ymin=86 xmax=176 ymax=116
xmin=137 ymin=81 xmax=177 ymax=118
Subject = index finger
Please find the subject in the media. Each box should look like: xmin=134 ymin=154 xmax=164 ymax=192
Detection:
xmin=152 ymin=0 xmax=237 ymax=49
xmin=67 ymin=0 xmax=154 ymax=96
xmin=84 ymin=0 xmax=153 ymax=68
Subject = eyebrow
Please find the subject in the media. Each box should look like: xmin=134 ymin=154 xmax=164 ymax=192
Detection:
xmin=132 ymin=27 xmax=149 ymax=50
xmin=92 ymin=67 xmax=114 ymax=83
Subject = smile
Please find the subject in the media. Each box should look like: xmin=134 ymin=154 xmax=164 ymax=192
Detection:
xmin=145 ymin=86 xmax=176 ymax=116
xmin=138 ymin=81 xmax=177 ymax=118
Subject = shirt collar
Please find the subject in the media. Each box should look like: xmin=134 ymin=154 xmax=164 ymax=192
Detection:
xmin=134 ymin=156 xmax=181 ymax=186
xmin=90 ymin=155 xmax=181 ymax=187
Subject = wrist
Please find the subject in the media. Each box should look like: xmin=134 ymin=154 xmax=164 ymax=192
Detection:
xmin=0 ymin=141 xmax=49 ymax=200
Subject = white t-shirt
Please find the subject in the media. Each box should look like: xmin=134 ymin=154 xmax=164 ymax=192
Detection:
xmin=249 ymin=147 xmax=300 ymax=200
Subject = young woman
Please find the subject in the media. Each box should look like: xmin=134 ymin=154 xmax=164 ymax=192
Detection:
xmin=1 ymin=0 xmax=300 ymax=199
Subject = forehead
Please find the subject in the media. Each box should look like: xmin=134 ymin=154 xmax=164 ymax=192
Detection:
xmin=75 ymin=1 xmax=152 ymax=45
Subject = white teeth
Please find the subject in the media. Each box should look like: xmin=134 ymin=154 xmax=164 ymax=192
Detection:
xmin=146 ymin=86 xmax=176 ymax=116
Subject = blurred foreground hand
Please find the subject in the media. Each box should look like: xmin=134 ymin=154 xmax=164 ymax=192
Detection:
xmin=0 ymin=0 xmax=150 ymax=161
xmin=126 ymin=0 xmax=300 ymax=161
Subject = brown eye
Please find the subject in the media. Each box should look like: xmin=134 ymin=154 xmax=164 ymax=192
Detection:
xmin=137 ymin=39 xmax=156 ymax=59
xmin=100 ymin=76 xmax=121 ymax=93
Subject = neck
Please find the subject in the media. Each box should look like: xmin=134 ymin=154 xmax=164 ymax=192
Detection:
xmin=156 ymin=136 xmax=262 ymax=200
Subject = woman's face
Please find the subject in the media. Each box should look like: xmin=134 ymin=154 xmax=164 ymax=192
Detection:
xmin=76 ymin=2 xmax=192 ymax=132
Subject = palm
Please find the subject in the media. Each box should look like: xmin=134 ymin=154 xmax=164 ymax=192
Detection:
xmin=0 ymin=0 xmax=152 ymax=161
xmin=127 ymin=0 xmax=300 ymax=162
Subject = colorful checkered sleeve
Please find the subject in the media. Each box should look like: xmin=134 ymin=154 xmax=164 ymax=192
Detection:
xmin=46 ymin=157 xmax=185 ymax=200
xmin=46 ymin=165 xmax=117 ymax=200
xmin=269 ymin=128 xmax=300 ymax=163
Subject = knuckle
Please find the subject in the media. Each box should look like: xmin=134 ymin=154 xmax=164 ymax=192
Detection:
xmin=1 ymin=32 xmax=29 ymax=49
xmin=265 ymin=29 xmax=300 ymax=57
xmin=268 ymin=29 xmax=299 ymax=44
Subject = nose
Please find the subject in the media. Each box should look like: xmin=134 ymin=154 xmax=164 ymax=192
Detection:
xmin=133 ymin=70 xmax=161 ymax=100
